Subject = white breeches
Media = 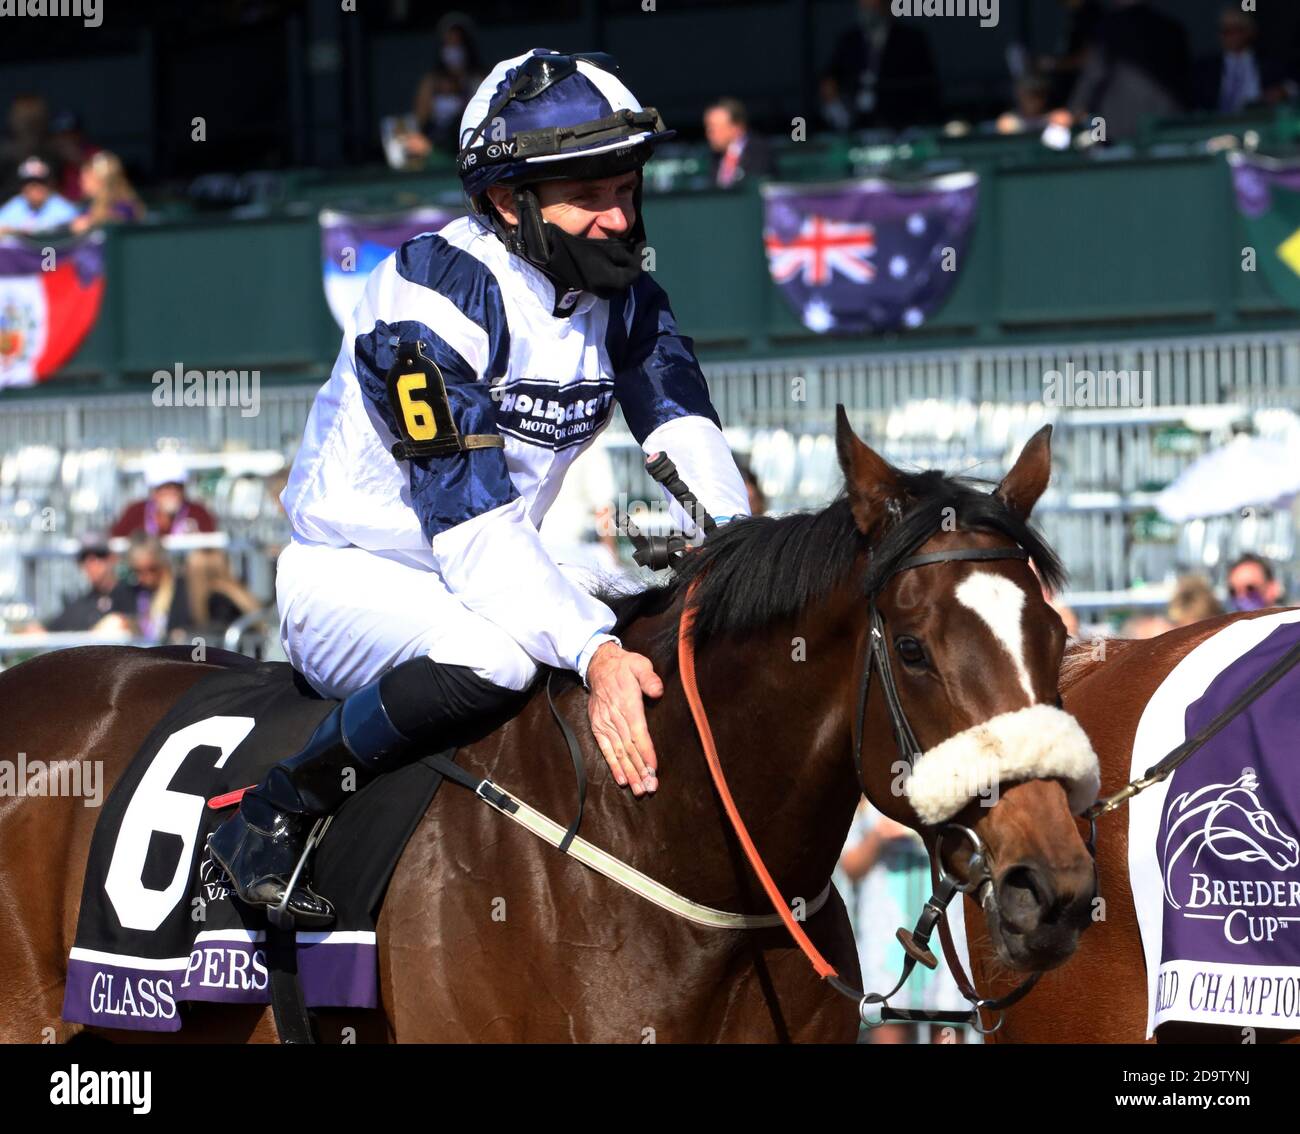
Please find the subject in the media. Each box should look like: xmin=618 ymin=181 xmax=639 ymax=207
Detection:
xmin=275 ymin=539 xmax=541 ymax=698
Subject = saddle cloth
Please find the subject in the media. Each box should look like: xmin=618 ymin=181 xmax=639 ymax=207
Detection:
xmin=62 ymin=658 xmax=446 ymax=1032
xmin=1128 ymin=610 xmax=1300 ymax=1036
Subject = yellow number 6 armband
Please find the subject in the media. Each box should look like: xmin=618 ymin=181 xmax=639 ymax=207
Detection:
xmin=383 ymin=340 xmax=505 ymax=460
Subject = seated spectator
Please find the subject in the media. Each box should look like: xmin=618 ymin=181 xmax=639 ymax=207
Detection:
xmin=1068 ymin=0 xmax=1190 ymax=141
xmin=42 ymin=531 xmax=135 ymax=633
xmin=0 ymin=156 xmax=79 ymax=236
xmin=0 ymin=94 xmax=52 ymax=198
xmin=1036 ymin=0 xmax=1105 ymax=106
xmin=396 ymin=15 xmax=484 ymax=165
xmin=821 ymin=0 xmax=940 ymax=132
xmin=994 ymin=74 xmax=1054 ymax=135
xmin=48 ymin=110 xmax=99 ymax=202
xmin=70 ymin=151 xmax=145 ymax=234
xmin=124 ymin=534 xmax=180 ymax=644
xmin=1226 ymin=552 xmax=1285 ymax=613
xmin=1167 ymin=573 xmax=1223 ymax=627
xmin=182 ymin=548 xmax=263 ymax=640
xmin=1191 ymin=7 xmax=1297 ymax=114
xmin=125 ymin=535 xmax=253 ymax=644
xmin=704 ymin=99 xmax=773 ymax=189
xmin=407 ymin=69 xmax=473 ymax=158
xmin=111 ymin=453 xmax=218 ymax=539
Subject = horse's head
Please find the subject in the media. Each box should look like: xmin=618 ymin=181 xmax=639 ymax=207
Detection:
xmin=836 ymin=408 xmax=1099 ymax=973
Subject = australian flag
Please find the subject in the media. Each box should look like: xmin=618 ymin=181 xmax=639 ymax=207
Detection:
xmin=762 ymin=173 xmax=979 ymax=335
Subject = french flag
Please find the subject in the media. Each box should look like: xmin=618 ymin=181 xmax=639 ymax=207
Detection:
xmin=0 ymin=234 xmax=105 ymax=387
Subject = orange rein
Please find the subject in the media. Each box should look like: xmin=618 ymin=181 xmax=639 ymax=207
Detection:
xmin=677 ymin=577 xmax=840 ymax=981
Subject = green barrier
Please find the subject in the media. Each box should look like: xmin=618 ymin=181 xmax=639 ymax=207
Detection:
xmin=35 ymin=137 xmax=1300 ymax=394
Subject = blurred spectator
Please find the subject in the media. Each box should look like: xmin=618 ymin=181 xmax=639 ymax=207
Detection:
xmin=0 ymin=94 xmax=53 ymax=197
xmin=70 ymin=151 xmax=145 ymax=234
xmin=1036 ymin=0 xmax=1105 ymax=106
xmin=839 ymin=801 xmax=967 ymax=1043
xmin=125 ymin=534 xmax=180 ymax=643
xmin=821 ymin=0 xmax=940 ymax=132
xmin=1226 ymin=552 xmax=1284 ymax=613
xmin=111 ymin=453 xmax=218 ymax=539
xmin=1121 ymin=612 xmax=1173 ymax=638
xmin=0 ymin=156 xmax=78 ymax=235
xmin=125 ymin=535 xmax=252 ymax=644
xmin=1068 ymin=0 xmax=1190 ymax=141
xmin=1032 ymin=558 xmax=1078 ymax=637
xmin=412 ymin=69 xmax=471 ymax=155
xmin=735 ymin=459 xmax=767 ymax=516
xmin=994 ymin=74 xmax=1053 ymax=135
xmin=703 ymin=98 xmax=773 ymax=189
xmin=48 ymin=110 xmax=99 ymax=201
xmin=182 ymin=548 xmax=263 ymax=640
xmin=399 ymin=13 xmax=484 ymax=164
xmin=1191 ymin=7 xmax=1297 ymax=114
xmin=538 ymin=437 xmax=622 ymax=586
xmin=42 ymin=531 xmax=134 ymax=634
xmin=1167 ymin=573 xmax=1223 ymax=627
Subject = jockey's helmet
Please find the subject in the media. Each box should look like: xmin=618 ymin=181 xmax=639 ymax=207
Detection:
xmin=457 ymin=49 xmax=674 ymax=297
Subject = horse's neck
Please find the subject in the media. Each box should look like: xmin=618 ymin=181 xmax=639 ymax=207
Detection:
xmin=610 ymin=597 xmax=865 ymax=911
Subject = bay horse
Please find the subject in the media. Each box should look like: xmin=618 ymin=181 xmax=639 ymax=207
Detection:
xmin=966 ymin=613 xmax=1300 ymax=1044
xmin=0 ymin=409 xmax=1098 ymax=1043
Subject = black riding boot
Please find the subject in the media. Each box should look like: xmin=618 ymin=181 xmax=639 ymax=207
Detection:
xmin=208 ymin=658 xmax=528 ymax=928
xmin=207 ymin=675 xmax=413 ymax=928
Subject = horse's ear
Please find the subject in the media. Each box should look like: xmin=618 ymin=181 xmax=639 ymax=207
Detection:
xmin=835 ymin=404 xmax=900 ymax=535
xmin=996 ymin=424 xmax=1053 ymax=520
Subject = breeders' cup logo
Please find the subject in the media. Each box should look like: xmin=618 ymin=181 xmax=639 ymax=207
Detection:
xmin=492 ymin=379 xmax=615 ymax=450
xmin=199 ymin=836 xmax=233 ymax=903
xmin=1162 ymin=768 xmax=1300 ymax=944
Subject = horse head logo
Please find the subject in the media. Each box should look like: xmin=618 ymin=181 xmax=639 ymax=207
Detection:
xmin=1161 ymin=768 xmax=1300 ymax=909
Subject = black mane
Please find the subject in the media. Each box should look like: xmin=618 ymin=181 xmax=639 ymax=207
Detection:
xmin=599 ymin=468 xmax=1065 ymax=665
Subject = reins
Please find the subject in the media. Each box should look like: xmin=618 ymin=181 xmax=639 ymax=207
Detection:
xmin=676 ymin=562 xmax=1300 ymax=1034
xmin=676 ymin=542 xmax=1043 ymax=1033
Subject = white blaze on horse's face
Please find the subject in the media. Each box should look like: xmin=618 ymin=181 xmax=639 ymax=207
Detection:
xmin=954 ymin=571 xmax=1035 ymax=703
xmin=902 ymin=568 xmax=1101 ymax=827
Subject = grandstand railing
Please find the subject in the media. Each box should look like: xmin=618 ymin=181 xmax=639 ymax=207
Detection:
xmin=3 ymin=327 xmax=1299 ymax=628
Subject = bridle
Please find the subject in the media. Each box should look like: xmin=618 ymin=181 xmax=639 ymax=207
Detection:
xmin=846 ymin=541 xmax=1051 ymax=1032
xmin=680 ymin=531 xmax=1069 ymax=1035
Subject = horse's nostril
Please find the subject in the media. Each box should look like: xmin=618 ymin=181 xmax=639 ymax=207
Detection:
xmin=996 ymin=865 xmax=1052 ymax=933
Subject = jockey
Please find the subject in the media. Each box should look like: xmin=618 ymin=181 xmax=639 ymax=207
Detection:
xmin=208 ymin=49 xmax=751 ymax=926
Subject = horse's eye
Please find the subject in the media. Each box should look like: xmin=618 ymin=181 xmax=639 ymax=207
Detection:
xmin=895 ymin=636 xmax=927 ymax=667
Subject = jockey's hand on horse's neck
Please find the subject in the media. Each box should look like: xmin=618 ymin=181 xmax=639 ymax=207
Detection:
xmin=586 ymin=641 xmax=662 ymax=797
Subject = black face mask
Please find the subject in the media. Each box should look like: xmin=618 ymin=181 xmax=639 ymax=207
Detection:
xmin=500 ymin=180 xmax=648 ymax=303
xmin=541 ymin=223 xmax=645 ymax=299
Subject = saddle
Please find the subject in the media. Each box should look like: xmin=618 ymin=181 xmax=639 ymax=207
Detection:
xmin=62 ymin=653 xmax=451 ymax=1034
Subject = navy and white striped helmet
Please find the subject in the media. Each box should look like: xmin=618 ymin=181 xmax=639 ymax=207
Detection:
xmin=457 ymin=49 xmax=674 ymax=201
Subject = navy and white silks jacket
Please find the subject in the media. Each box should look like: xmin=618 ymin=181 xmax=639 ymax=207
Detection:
xmin=282 ymin=215 xmax=751 ymax=682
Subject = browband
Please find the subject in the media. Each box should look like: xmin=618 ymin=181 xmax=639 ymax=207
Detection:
xmin=896 ymin=547 xmax=1030 ymax=572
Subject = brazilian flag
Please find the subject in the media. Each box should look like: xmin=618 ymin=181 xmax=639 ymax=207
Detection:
xmin=1231 ymin=153 xmax=1300 ymax=309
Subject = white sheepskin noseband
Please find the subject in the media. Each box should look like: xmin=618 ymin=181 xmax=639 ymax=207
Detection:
xmin=903 ymin=704 xmax=1100 ymax=826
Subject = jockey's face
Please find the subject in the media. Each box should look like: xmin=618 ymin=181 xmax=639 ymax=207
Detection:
xmin=488 ymin=172 xmax=638 ymax=239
